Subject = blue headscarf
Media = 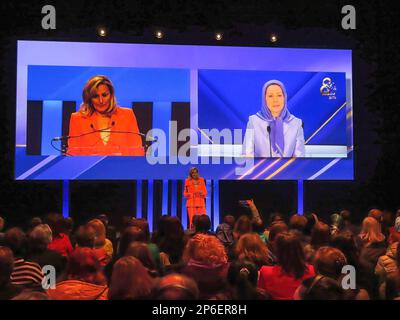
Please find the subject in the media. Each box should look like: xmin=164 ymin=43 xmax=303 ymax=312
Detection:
xmin=256 ymin=80 xmax=292 ymax=156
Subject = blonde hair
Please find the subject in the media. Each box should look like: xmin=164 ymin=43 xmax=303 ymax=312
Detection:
xmin=79 ymin=75 xmax=117 ymax=117
xmin=183 ymin=234 xmax=227 ymax=265
xmin=87 ymin=219 xmax=106 ymax=248
xmin=360 ymin=217 xmax=385 ymax=245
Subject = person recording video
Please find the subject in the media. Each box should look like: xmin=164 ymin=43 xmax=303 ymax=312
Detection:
xmin=243 ymin=80 xmax=305 ymax=158
xmin=67 ymin=75 xmax=144 ymax=156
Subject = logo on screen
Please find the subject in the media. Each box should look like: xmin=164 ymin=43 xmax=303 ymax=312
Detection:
xmin=320 ymin=77 xmax=337 ymax=100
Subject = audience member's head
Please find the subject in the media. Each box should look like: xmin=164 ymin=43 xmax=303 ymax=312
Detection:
xmin=268 ymin=222 xmax=289 ymax=243
xmin=109 ymin=256 xmax=154 ymax=300
xmin=275 ymin=231 xmax=307 ymax=279
xmin=340 ymin=210 xmax=352 ymax=224
xmin=87 ymin=219 xmax=106 ymax=247
xmin=118 ymin=226 xmax=146 ymax=257
xmin=153 ymin=273 xmax=199 ymax=300
xmin=330 ymin=231 xmax=359 ymax=267
xmin=310 ymin=222 xmax=331 ymax=249
xmin=289 ymin=214 xmax=307 ymax=233
xmin=313 ymin=247 xmax=347 ymax=279
xmin=28 ymin=224 xmax=53 ymax=253
xmin=223 ymin=215 xmax=236 ymax=228
xmin=66 ymin=247 xmax=106 ymax=285
xmin=268 ymin=212 xmax=285 ymax=226
xmin=128 ymin=218 xmax=150 ymax=242
xmin=157 ymin=216 xmax=185 ymax=264
xmin=360 ymin=217 xmax=385 ymax=245
xmin=44 ymin=213 xmax=65 ymax=237
xmin=125 ymin=241 xmax=156 ymax=272
xmin=75 ymin=225 xmax=96 ymax=248
xmin=0 ymin=246 xmax=14 ymax=286
xmin=235 ymin=233 xmax=270 ymax=268
xmin=302 ymin=275 xmax=344 ymax=300
xmin=194 ymin=215 xmax=211 ymax=234
xmin=368 ymin=208 xmax=383 ymax=223
xmin=4 ymin=227 xmax=26 ymax=257
xmin=30 ymin=217 xmax=43 ymax=230
xmin=234 ymin=215 xmax=252 ymax=239
xmin=227 ymin=260 xmax=259 ymax=300
xmin=183 ymin=233 xmax=227 ymax=266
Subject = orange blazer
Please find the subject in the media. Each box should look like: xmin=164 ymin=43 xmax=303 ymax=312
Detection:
xmin=184 ymin=177 xmax=207 ymax=208
xmin=68 ymin=107 xmax=144 ymax=156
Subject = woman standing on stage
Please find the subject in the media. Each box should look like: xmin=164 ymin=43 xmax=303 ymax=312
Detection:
xmin=184 ymin=168 xmax=207 ymax=229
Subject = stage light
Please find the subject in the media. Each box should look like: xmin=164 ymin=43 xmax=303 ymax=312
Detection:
xmin=97 ymin=27 xmax=107 ymax=37
xmin=215 ymin=33 xmax=223 ymax=41
xmin=155 ymin=30 xmax=164 ymax=39
xmin=270 ymin=34 xmax=278 ymax=43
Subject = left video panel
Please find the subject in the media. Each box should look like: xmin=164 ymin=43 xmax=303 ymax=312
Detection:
xmin=26 ymin=66 xmax=190 ymax=156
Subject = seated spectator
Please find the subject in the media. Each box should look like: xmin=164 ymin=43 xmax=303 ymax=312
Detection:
xmin=226 ymin=260 xmax=269 ymax=300
xmin=289 ymin=214 xmax=308 ymax=234
xmin=235 ymin=232 xmax=274 ymax=269
xmin=298 ymin=275 xmax=345 ymax=300
xmin=368 ymin=208 xmax=384 ymax=224
xmin=182 ymin=234 xmax=228 ymax=299
xmin=154 ymin=216 xmax=187 ymax=267
xmin=266 ymin=222 xmax=289 ymax=264
xmin=295 ymin=246 xmax=365 ymax=300
xmin=388 ymin=217 xmax=400 ymax=244
xmin=358 ymin=217 xmax=387 ymax=286
xmin=289 ymin=214 xmax=309 ymax=245
xmin=258 ymin=231 xmax=315 ymax=300
xmin=74 ymin=225 xmax=108 ymax=267
xmin=216 ymin=215 xmax=235 ymax=250
xmin=47 ymin=247 xmax=108 ymax=300
xmin=375 ymin=242 xmax=400 ymax=299
xmin=193 ymin=214 xmax=214 ymax=236
xmin=97 ymin=213 xmax=117 ymax=247
xmin=0 ymin=246 xmax=22 ymax=300
xmin=125 ymin=241 xmax=158 ymax=277
xmin=4 ymin=228 xmax=43 ymax=289
xmin=340 ymin=210 xmax=361 ymax=235
xmin=303 ymin=222 xmax=331 ymax=263
xmin=233 ymin=215 xmax=252 ymax=241
xmin=28 ymin=217 xmax=42 ymax=233
xmin=153 ymin=273 xmax=199 ymax=300
xmin=46 ymin=213 xmax=73 ymax=258
xmin=331 ymin=231 xmax=368 ymax=291
xmin=129 ymin=218 xmax=162 ymax=271
xmin=108 ymin=256 xmax=154 ymax=300
xmin=87 ymin=219 xmax=113 ymax=264
xmin=27 ymin=224 xmax=66 ymax=278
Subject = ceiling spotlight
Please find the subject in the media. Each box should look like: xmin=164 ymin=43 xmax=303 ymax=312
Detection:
xmin=97 ymin=26 xmax=107 ymax=37
xmin=270 ymin=34 xmax=278 ymax=43
xmin=215 ymin=33 xmax=223 ymax=41
xmin=155 ymin=30 xmax=164 ymax=39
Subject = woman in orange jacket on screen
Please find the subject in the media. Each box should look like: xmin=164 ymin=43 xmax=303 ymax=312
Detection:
xmin=67 ymin=75 xmax=144 ymax=156
xmin=184 ymin=167 xmax=207 ymax=229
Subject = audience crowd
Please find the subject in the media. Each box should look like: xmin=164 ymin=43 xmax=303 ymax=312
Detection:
xmin=1 ymin=204 xmax=400 ymax=300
